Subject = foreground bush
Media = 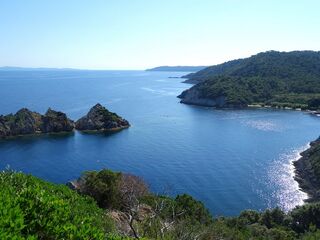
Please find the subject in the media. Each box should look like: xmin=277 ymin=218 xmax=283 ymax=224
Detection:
xmin=0 ymin=171 xmax=115 ymax=239
xmin=3 ymin=168 xmax=320 ymax=240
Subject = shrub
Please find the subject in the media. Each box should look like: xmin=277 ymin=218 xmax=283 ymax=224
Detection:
xmin=175 ymin=194 xmax=213 ymax=225
xmin=290 ymin=203 xmax=320 ymax=233
xmin=0 ymin=170 xmax=115 ymax=239
xmin=77 ymin=169 xmax=122 ymax=209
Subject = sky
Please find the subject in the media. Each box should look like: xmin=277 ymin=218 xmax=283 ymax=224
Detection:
xmin=0 ymin=0 xmax=319 ymax=70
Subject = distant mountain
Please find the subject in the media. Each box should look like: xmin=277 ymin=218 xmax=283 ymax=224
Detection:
xmin=178 ymin=51 xmax=320 ymax=109
xmin=146 ymin=66 xmax=207 ymax=72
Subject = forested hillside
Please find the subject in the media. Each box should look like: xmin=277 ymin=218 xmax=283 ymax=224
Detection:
xmin=179 ymin=51 xmax=320 ymax=109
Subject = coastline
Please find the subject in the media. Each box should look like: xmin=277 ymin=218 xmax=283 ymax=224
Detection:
xmin=179 ymin=80 xmax=320 ymax=113
xmin=293 ymin=138 xmax=320 ymax=202
xmin=179 ymin=97 xmax=320 ymax=114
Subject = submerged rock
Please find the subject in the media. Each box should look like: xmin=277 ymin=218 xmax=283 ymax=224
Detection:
xmin=75 ymin=103 xmax=129 ymax=131
xmin=0 ymin=108 xmax=74 ymax=138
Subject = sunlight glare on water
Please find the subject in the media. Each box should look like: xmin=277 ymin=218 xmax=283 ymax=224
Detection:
xmin=267 ymin=144 xmax=309 ymax=212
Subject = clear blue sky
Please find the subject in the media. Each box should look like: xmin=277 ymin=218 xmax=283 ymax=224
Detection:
xmin=0 ymin=0 xmax=319 ymax=69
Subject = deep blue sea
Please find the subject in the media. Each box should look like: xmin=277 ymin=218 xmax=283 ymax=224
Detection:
xmin=0 ymin=70 xmax=319 ymax=216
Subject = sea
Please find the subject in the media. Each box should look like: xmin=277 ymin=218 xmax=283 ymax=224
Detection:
xmin=0 ymin=70 xmax=319 ymax=216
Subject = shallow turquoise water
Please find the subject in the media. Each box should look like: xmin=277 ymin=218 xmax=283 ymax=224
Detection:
xmin=0 ymin=70 xmax=319 ymax=216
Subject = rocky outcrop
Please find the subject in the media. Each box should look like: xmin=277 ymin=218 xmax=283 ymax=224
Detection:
xmin=0 ymin=108 xmax=74 ymax=138
xmin=75 ymin=103 xmax=130 ymax=131
xmin=41 ymin=108 xmax=74 ymax=133
xmin=178 ymin=88 xmax=226 ymax=107
xmin=294 ymin=138 xmax=320 ymax=202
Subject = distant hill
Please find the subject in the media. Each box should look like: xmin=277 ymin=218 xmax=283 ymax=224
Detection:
xmin=178 ymin=51 xmax=320 ymax=109
xmin=146 ymin=66 xmax=207 ymax=72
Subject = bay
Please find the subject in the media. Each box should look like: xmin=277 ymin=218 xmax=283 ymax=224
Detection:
xmin=0 ymin=70 xmax=319 ymax=216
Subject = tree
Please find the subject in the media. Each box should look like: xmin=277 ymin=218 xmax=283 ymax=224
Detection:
xmin=77 ymin=169 xmax=122 ymax=209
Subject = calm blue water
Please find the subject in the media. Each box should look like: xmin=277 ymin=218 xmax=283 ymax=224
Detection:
xmin=0 ymin=70 xmax=319 ymax=216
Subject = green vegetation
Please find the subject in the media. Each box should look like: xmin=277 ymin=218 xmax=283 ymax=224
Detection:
xmin=3 ymin=166 xmax=320 ymax=239
xmin=72 ymin=169 xmax=320 ymax=239
xmin=77 ymin=169 xmax=122 ymax=209
xmin=305 ymin=139 xmax=320 ymax=181
xmin=180 ymin=51 xmax=320 ymax=109
xmin=0 ymin=170 xmax=115 ymax=239
xmin=97 ymin=108 xmax=122 ymax=123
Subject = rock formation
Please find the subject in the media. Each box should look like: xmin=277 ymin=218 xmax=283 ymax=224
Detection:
xmin=75 ymin=103 xmax=129 ymax=131
xmin=0 ymin=108 xmax=74 ymax=138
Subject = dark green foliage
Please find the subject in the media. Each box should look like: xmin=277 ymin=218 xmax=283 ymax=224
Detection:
xmin=3 ymin=168 xmax=320 ymax=239
xmin=260 ymin=208 xmax=286 ymax=228
xmin=175 ymin=194 xmax=212 ymax=225
xmin=308 ymin=98 xmax=320 ymax=110
xmin=78 ymin=169 xmax=122 ymax=209
xmin=97 ymin=108 xmax=121 ymax=122
xmin=291 ymin=203 xmax=320 ymax=233
xmin=238 ymin=209 xmax=260 ymax=225
xmin=298 ymin=138 xmax=320 ymax=183
xmin=69 ymin=169 xmax=320 ymax=239
xmin=182 ymin=51 xmax=320 ymax=109
xmin=0 ymin=171 xmax=114 ymax=239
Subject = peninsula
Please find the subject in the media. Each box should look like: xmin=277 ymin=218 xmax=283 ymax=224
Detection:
xmin=178 ymin=51 xmax=320 ymax=110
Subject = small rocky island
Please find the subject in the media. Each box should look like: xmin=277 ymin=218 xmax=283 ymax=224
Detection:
xmin=0 ymin=108 xmax=74 ymax=138
xmin=0 ymin=104 xmax=129 ymax=138
xmin=75 ymin=103 xmax=129 ymax=132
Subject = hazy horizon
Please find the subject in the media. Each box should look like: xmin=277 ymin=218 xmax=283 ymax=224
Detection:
xmin=1 ymin=0 xmax=320 ymax=70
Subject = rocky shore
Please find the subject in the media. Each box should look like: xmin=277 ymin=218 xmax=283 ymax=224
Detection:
xmin=294 ymin=138 xmax=320 ymax=202
xmin=0 ymin=104 xmax=130 ymax=139
xmin=178 ymin=87 xmax=226 ymax=107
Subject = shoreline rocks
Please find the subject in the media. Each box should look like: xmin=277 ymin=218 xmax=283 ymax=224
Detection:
xmin=75 ymin=103 xmax=129 ymax=132
xmin=178 ymin=87 xmax=227 ymax=107
xmin=294 ymin=138 xmax=320 ymax=202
